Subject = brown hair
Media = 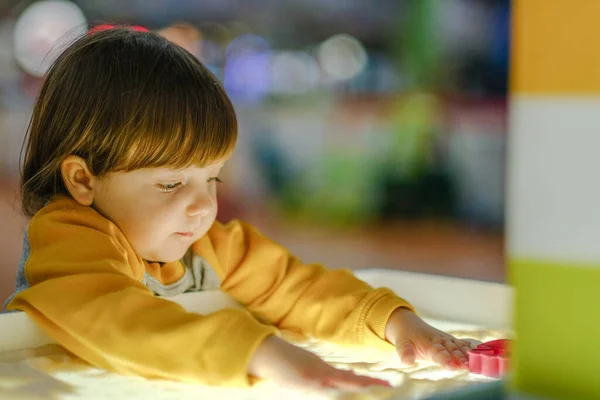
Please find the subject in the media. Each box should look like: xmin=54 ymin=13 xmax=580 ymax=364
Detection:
xmin=21 ymin=27 xmax=237 ymax=217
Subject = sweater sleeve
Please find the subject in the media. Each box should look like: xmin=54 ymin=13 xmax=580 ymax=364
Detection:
xmin=6 ymin=201 xmax=276 ymax=386
xmin=193 ymin=220 xmax=415 ymax=351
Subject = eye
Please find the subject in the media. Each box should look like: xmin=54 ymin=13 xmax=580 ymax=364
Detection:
xmin=157 ymin=182 xmax=182 ymax=193
xmin=208 ymin=177 xmax=223 ymax=183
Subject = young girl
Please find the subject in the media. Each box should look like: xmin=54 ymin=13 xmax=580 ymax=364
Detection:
xmin=4 ymin=28 xmax=473 ymax=391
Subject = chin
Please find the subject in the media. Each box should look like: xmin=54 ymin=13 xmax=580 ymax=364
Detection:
xmin=161 ymin=251 xmax=189 ymax=263
xmin=145 ymin=248 xmax=190 ymax=263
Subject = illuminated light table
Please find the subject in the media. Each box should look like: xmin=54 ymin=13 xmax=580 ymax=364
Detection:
xmin=0 ymin=269 xmax=512 ymax=399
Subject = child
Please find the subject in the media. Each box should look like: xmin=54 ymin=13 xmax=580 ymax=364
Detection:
xmin=4 ymin=28 xmax=473 ymax=391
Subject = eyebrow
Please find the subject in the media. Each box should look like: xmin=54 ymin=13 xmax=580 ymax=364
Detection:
xmin=151 ymin=164 xmax=224 ymax=178
xmin=149 ymin=169 xmax=186 ymax=179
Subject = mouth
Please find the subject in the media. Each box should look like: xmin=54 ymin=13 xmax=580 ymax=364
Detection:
xmin=175 ymin=232 xmax=195 ymax=238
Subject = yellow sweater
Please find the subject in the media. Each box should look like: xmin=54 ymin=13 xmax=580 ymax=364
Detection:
xmin=7 ymin=198 xmax=414 ymax=386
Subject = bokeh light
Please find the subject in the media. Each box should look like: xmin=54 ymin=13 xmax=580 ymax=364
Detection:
xmin=271 ymin=51 xmax=320 ymax=94
xmin=224 ymin=34 xmax=271 ymax=102
xmin=13 ymin=0 xmax=87 ymax=77
xmin=317 ymin=34 xmax=367 ymax=82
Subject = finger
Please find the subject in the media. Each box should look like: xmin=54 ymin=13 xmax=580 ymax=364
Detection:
xmin=451 ymin=350 xmax=469 ymax=368
xmin=429 ymin=342 xmax=457 ymax=370
xmin=442 ymin=339 xmax=468 ymax=359
xmin=454 ymin=339 xmax=473 ymax=358
xmin=323 ymin=370 xmax=391 ymax=391
xmin=457 ymin=339 xmax=474 ymax=352
xmin=461 ymin=338 xmax=482 ymax=348
xmin=451 ymin=338 xmax=474 ymax=353
xmin=345 ymin=374 xmax=391 ymax=388
xmin=442 ymin=339 xmax=469 ymax=367
xmin=451 ymin=339 xmax=473 ymax=363
xmin=442 ymin=339 xmax=459 ymax=352
xmin=322 ymin=377 xmax=365 ymax=392
xmin=396 ymin=340 xmax=416 ymax=367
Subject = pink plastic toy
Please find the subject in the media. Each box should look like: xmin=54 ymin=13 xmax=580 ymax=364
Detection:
xmin=468 ymin=339 xmax=511 ymax=378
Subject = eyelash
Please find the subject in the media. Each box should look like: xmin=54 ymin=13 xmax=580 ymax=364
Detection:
xmin=157 ymin=182 xmax=181 ymax=193
xmin=157 ymin=178 xmax=223 ymax=193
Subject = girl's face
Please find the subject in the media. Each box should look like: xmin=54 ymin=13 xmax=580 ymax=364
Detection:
xmin=92 ymin=161 xmax=225 ymax=262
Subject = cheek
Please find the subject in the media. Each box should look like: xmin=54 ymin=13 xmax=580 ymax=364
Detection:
xmin=120 ymin=207 xmax=180 ymax=256
xmin=115 ymin=196 xmax=178 ymax=237
xmin=116 ymin=208 xmax=158 ymax=243
xmin=142 ymin=198 xmax=183 ymax=227
xmin=208 ymin=192 xmax=219 ymax=220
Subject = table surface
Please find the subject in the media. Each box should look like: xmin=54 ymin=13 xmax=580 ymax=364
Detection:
xmin=0 ymin=271 xmax=512 ymax=399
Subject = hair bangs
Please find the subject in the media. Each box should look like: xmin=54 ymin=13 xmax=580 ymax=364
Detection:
xmin=109 ymin=42 xmax=237 ymax=172
xmin=115 ymin=100 xmax=237 ymax=172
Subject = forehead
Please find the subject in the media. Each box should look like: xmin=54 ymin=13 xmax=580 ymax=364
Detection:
xmin=138 ymin=160 xmax=226 ymax=177
xmin=100 ymin=160 xmax=227 ymax=184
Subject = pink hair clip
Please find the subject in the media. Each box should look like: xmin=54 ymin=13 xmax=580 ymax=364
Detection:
xmin=88 ymin=24 xmax=149 ymax=34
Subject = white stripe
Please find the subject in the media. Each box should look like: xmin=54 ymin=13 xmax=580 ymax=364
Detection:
xmin=507 ymin=97 xmax=600 ymax=264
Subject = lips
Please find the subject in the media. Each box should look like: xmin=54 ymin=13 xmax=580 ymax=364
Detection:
xmin=175 ymin=232 xmax=194 ymax=237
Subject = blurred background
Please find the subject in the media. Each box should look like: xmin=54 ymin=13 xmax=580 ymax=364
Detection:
xmin=0 ymin=0 xmax=508 ymax=304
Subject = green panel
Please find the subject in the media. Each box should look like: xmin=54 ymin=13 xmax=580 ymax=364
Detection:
xmin=510 ymin=259 xmax=600 ymax=399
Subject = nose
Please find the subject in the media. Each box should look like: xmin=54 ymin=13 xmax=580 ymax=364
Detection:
xmin=186 ymin=192 xmax=213 ymax=217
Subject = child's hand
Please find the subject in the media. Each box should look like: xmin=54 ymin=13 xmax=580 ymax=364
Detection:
xmin=385 ymin=308 xmax=473 ymax=370
xmin=248 ymin=335 xmax=391 ymax=391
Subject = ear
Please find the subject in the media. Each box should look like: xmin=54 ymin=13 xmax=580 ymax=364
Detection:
xmin=60 ymin=155 xmax=97 ymax=206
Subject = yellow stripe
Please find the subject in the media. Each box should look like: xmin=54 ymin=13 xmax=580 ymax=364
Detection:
xmin=512 ymin=0 xmax=600 ymax=93
xmin=510 ymin=259 xmax=600 ymax=398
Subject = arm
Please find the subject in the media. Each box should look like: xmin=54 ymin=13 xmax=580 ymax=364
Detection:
xmin=7 ymin=200 xmax=276 ymax=386
xmin=193 ymin=220 xmax=415 ymax=350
